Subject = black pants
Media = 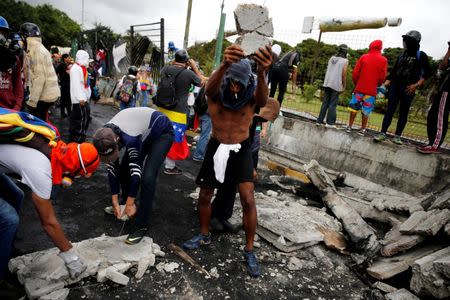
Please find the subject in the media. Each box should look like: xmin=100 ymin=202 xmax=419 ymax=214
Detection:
xmin=211 ymin=181 xmax=238 ymax=221
xmin=381 ymin=83 xmax=415 ymax=136
xmin=269 ymin=67 xmax=289 ymax=105
xmin=28 ymin=101 xmax=54 ymax=121
xmin=60 ymin=85 xmax=71 ymax=116
xmin=69 ymin=103 xmax=91 ymax=143
xmin=427 ymin=90 xmax=449 ymax=148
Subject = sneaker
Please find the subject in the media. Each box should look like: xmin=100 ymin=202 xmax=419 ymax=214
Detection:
xmin=164 ymin=166 xmax=183 ymax=175
xmin=417 ymin=145 xmax=440 ymax=154
xmin=125 ymin=228 xmax=147 ymax=245
xmin=357 ymin=129 xmax=366 ymax=136
xmin=325 ymin=124 xmax=337 ymax=129
xmin=315 ymin=122 xmax=323 ymax=127
xmin=192 ymin=156 xmax=204 ymax=162
xmin=340 ymin=125 xmax=352 ymax=133
xmin=374 ymin=133 xmax=386 ymax=142
xmin=182 ymin=233 xmax=211 ymax=250
xmin=392 ymin=136 xmax=403 ymax=145
xmin=244 ymin=250 xmax=260 ymax=278
xmin=104 ymin=206 xmax=114 ymax=215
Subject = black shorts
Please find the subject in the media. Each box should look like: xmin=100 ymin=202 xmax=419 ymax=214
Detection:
xmin=195 ymin=137 xmax=254 ymax=188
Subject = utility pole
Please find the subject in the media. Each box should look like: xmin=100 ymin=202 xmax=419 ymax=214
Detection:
xmin=213 ymin=0 xmax=226 ymax=69
xmin=81 ymin=0 xmax=85 ymax=28
xmin=183 ymin=0 xmax=193 ymax=49
xmin=130 ymin=25 xmax=135 ymax=66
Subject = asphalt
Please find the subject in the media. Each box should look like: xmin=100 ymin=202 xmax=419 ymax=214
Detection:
xmin=13 ymin=103 xmax=376 ymax=300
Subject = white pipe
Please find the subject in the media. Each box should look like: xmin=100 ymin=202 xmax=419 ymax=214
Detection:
xmin=387 ymin=17 xmax=402 ymax=27
xmin=318 ymin=17 xmax=388 ymax=32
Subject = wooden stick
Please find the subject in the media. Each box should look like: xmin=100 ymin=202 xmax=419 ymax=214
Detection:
xmin=167 ymin=243 xmax=211 ymax=277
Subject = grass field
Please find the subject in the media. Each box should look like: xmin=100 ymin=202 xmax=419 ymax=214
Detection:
xmin=280 ymin=91 xmax=450 ymax=145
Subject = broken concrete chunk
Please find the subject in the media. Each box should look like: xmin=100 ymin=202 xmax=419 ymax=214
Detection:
xmin=304 ymin=160 xmax=380 ymax=255
xmin=429 ymin=189 xmax=450 ymax=210
xmin=372 ymin=281 xmax=398 ymax=294
xmin=135 ymin=255 xmax=156 ymax=279
xmin=287 ymin=257 xmax=302 ymax=271
xmin=38 ymin=288 xmax=69 ymax=300
xmin=105 ymin=268 xmax=129 ymax=286
xmin=235 ymin=32 xmax=271 ymax=56
xmin=413 ymin=209 xmax=450 ymax=236
xmin=381 ymin=225 xmax=425 ymax=257
xmin=234 ymin=4 xmax=269 ymax=33
xmin=256 ymin=18 xmax=274 ymax=37
xmin=9 ymin=235 xmax=162 ymax=299
xmin=399 ymin=211 xmax=428 ymax=233
xmin=367 ymin=245 xmax=441 ymax=280
xmin=385 ymin=288 xmax=420 ymax=300
xmin=164 ymin=262 xmax=179 ymax=273
xmin=410 ymin=246 xmax=450 ymax=299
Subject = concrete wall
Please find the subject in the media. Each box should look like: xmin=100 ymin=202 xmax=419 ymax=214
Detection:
xmin=266 ymin=116 xmax=450 ymax=195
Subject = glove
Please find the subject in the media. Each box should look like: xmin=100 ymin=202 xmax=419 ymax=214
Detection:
xmin=58 ymin=248 xmax=87 ymax=279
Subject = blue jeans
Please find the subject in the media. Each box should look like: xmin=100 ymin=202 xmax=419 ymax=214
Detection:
xmin=0 ymin=174 xmax=24 ymax=278
xmin=136 ymin=132 xmax=174 ymax=227
xmin=381 ymin=83 xmax=415 ymax=136
xmin=120 ymin=98 xmax=137 ymax=110
xmin=140 ymin=91 xmax=149 ymax=107
xmin=317 ymin=87 xmax=340 ymax=125
xmin=193 ymin=114 xmax=212 ymax=160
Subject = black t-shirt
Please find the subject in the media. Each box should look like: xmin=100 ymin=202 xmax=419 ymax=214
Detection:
xmin=273 ymin=51 xmax=300 ymax=71
xmin=160 ymin=65 xmax=202 ymax=113
xmin=56 ymin=62 xmax=70 ymax=87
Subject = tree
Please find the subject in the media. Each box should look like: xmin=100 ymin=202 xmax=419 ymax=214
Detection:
xmin=0 ymin=0 xmax=81 ymax=48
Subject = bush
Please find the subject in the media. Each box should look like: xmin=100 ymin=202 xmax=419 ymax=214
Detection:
xmin=303 ymin=83 xmax=317 ymax=102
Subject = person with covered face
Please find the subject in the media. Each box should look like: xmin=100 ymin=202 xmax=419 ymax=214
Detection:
xmin=374 ymin=31 xmax=431 ymax=145
xmin=70 ymin=50 xmax=91 ymax=143
xmin=0 ymin=16 xmax=24 ymax=111
xmin=0 ymin=112 xmax=100 ymax=286
xmin=182 ymin=44 xmax=272 ymax=278
xmin=19 ymin=23 xmax=60 ymax=121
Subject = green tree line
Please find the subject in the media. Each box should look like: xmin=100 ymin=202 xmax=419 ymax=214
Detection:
xmin=0 ymin=0 xmax=80 ymax=48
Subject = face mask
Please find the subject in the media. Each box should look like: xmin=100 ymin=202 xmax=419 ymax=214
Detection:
xmin=0 ymin=45 xmax=16 ymax=72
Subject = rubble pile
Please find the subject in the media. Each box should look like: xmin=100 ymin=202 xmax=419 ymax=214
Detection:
xmin=233 ymin=4 xmax=273 ymax=55
xmin=8 ymin=234 xmax=165 ymax=299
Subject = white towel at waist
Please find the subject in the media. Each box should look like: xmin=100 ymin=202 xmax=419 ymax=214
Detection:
xmin=213 ymin=143 xmax=241 ymax=183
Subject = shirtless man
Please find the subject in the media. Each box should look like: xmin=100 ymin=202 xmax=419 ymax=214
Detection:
xmin=183 ymin=44 xmax=272 ymax=277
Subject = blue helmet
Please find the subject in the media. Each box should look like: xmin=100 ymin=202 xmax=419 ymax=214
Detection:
xmin=168 ymin=41 xmax=175 ymax=50
xmin=10 ymin=33 xmax=21 ymax=41
xmin=0 ymin=16 xmax=10 ymax=31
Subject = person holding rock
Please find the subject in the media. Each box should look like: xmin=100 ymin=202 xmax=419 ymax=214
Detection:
xmin=183 ymin=44 xmax=272 ymax=278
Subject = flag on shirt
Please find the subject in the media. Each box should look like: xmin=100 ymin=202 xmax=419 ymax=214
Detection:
xmin=157 ymin=107 xmax=189 ymax=160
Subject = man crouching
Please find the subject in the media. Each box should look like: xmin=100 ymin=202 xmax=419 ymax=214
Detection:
xmin=183 ymin=44 xmax=272 ymax=277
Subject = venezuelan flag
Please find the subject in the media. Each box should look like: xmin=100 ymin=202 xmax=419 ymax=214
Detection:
xmin=157 ymin=107 xmax=189 ymax=160
xmin=0 ymin=108 xmax=59 ymax=146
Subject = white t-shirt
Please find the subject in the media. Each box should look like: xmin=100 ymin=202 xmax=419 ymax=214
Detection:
xmin=0 ymin=144 xmax=52 ymax=199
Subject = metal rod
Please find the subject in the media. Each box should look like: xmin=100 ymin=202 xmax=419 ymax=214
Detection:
xmin=183 ymin=0 xmax=193 ymax=49
xmin=131 ymin=21 xmax=161 ymax=27
xmin=135 ymin=28 xmax=160 ymax=33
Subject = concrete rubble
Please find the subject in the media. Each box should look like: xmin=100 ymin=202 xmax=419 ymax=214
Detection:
xmin=385 ymin=288 xmax=420 ymax=300
xmin=8 ymin=234 xmax=164 ymax=299
xmin=234 ymin=4 xmax=273 ymax=55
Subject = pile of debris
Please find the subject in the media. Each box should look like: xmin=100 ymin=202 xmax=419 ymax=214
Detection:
xmin=227 ymin=159 xmax=449 ymax=299
xmin=301 ymin=160 xmax=449 ymax=299
xmin=8 ymin=234 xmax=165 ymax=299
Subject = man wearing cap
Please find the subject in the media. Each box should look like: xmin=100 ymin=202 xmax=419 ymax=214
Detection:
xmin=156 ymin=49 xmax=205 ymax=175
xmin=346 ymin=40 xmax=387 ymax=134
xmin=93 ymin=107 xmax=174 ymax=244
xmin=182 ymin=44 xmax=272 ymax=278
xmin=316 ymin=44 xmax=349 ymax=129
xmin=374 ymin=31 xmax=431 ymax=145
xmin=0 ymin=138 xmax=100 ymax=286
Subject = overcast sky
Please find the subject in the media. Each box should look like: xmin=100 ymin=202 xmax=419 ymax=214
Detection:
xmin=25 ymin=0 xmax=449 ymax=59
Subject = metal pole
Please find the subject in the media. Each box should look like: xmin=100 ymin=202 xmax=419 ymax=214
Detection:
xmin=160 ymin=18 xmax=165 ymax=68
xmin=309 ymin=30 xmax=322 ymax=84
xmin=81 ymin=0 xmax=85 ymax=28
xmin=130 ymin=25 xmax=135 ymax=66
xmin=183 ymin=0 xmax=193 ymax=49
xmin=213 ymin=0 xmax=226 ymax=69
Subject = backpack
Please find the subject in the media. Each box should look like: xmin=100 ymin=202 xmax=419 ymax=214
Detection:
xmin=193 ymin=86 xmax=208 ymax=115
xmin=117 ymin=75 xmax=137 ymax=103
xmin=393 ymin=51 xmax=423 ymax=84
xmin=155 ymin=67 xmax=185 ymax=109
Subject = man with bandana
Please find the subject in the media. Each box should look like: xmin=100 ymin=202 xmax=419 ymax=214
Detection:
xmin=0 ymin=16 xmax=24 ymax=111
xmin=183 ymin=44 xmax=272 ymax=278
xmin=374 ymin=30 xmax=431 ymax=145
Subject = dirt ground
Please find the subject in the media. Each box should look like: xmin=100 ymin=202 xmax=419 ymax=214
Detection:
xmin=13 ymin=103 xmax=378 ymax=300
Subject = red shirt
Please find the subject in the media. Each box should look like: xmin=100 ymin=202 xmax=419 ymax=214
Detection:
xmin=352 ymin=40 xmax=388 ymax=96
xmin=0 ymin=56 xmax=24 ymax=110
